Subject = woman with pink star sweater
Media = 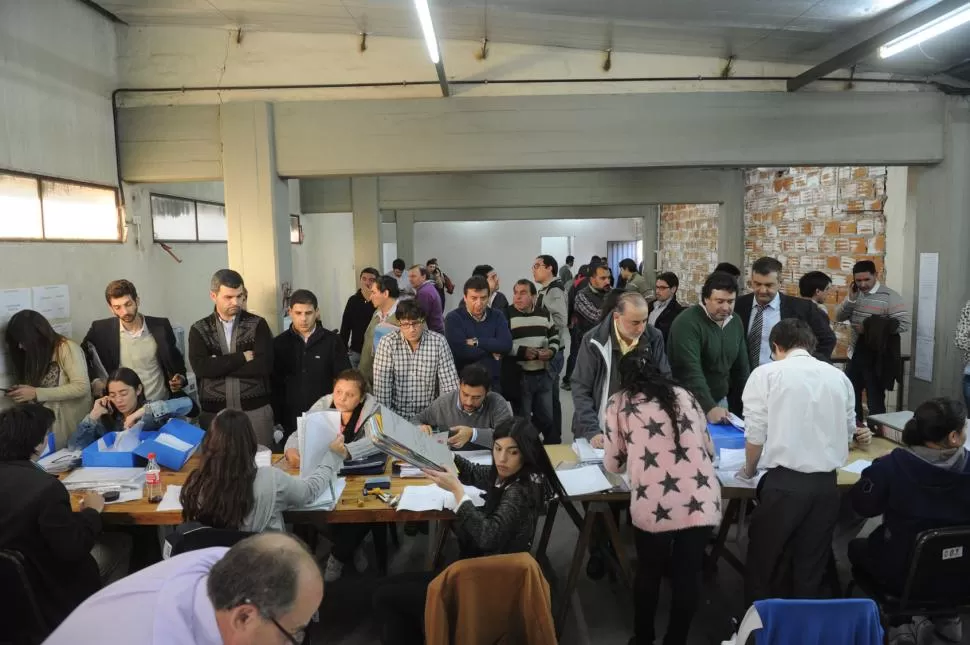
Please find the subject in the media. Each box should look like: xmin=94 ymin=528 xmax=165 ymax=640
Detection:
xmin=604 ymin=353 xmax=722 ymax=645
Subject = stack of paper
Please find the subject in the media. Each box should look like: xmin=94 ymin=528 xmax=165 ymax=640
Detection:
xmin=365 ymin=413 xmax=455 ymax=472
xmin=294 ymin=410 xmax=341 ymax=503
xmin=556 ymin=465 xmax=613 ymax=497
xmin=396 ymin=484 xmax=487 ymax=512
xmin=399 ymin=466 xmax=426 ymax=478
xmin=38 ymin=448 xmax=82 ymax=473
xmin=572 ymin=438 xmax=605 ymax=463
xmin=717 ymin=447 xmax=747 ymax=471
xmin=300 ymin=478 xmax=348 ymax=511
xmin=156 ymin=485 xmax=183 ymax=511
xmin=255 ymin=446 xmax=272 ymax=468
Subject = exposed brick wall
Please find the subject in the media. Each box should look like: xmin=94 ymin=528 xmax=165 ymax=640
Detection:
xmin=743 ymin=166 xmax=888 ymax=355
xmin=658 ymin=204 xmax=719 ymax=305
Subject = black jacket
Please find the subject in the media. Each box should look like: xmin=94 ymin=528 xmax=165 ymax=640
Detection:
xmin=271 ymin=324 xmax=351 ymax=434
xmin=82 ymin=315 xmax=187 ymax=385
xmin=734 ymin=293 xmax=837 ymax=361
xmin=340 ymin=291 xmax=374 ymax=354
xmin=647 ymin=296 xmax=685 ymax=344
xmin=863 ymin=315 xmax=903 ymax=391
xmin=0 ymin=461 xmax=102 ymax=629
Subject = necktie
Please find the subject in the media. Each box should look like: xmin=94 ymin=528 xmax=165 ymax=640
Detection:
xmin=748 ymin=304 xmax=766 ymax=368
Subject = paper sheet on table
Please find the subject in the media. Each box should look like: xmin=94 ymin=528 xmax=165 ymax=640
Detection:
xmin=156 ymin=433 xmax=193 ymax=452
xmin=399 ymin=466 xmax=425 ymax=478
xmin=716 ymin=468 xmax=765 ymax=489
xmin=38 ymin=448 xmax=82 ymax=473
xmin=396 ymin=484 xmax=487 ymax=511
xmin=840 ymin=460 xmax=872 ymax=474
xmin=63 ymin=467 xmax=145 ymax=489
xmin=299 ymin=410 xmax=342 ymax=479
xmin=155 ymin=485 xmax=183 ymax=511
xmin=718 ymin=448 xmax=747 ymax=471
xmin=300 ymin=477 xmax=347 ymax=510
xmin=572 ymin=438 xmax=605 ymax=463
xmin=556 ymin=465 xmax=613 ymax=497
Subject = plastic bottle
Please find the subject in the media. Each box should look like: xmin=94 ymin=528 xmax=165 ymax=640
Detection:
xmin=146 ymin=452 xmax=163 ymax=503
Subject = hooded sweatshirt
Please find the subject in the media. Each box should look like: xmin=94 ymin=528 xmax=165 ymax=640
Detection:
xmin=44 ymin=547 xmax=229 ymax=645
xmin=850 ymin=445 xmax=970 ymax=592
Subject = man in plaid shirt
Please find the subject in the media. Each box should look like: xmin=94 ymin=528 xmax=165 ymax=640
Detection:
xmin=373 ymin=298 xmax=460 ymax=420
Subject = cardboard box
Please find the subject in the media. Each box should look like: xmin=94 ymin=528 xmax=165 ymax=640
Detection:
xmin=134 ymin=418 xmax=205 ymax=471
xmin=81 ymin=431 xmax=160 ymax=468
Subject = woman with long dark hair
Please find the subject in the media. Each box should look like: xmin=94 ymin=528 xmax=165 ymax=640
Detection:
xmin=179 ymin=409 xmax=342 ymax=532
xmin=374 ymin=417 xmax=567 ymax=645
xmin=4 ymin=310 xmax=91 ymax=448
xmin=68 ymin=367 xmax=195 ymax=449
xmin=604 ymin=353 xmax=721 ymax=645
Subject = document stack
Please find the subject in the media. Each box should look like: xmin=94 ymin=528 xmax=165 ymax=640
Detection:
xmin=365 ymin=412 xmax=455 ymax=472
xmin=572 ymin=437 xmax=605 ymax=464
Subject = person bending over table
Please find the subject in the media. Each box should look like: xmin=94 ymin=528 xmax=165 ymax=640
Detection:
xmin=372 ymin=417 xmax=567 ymax=645
xmin=414 ymin=363 xmax=513 ymax=450
xmin=283 ymin=368 xmax=401 ymax=582
xmin=849 ymin=397 xmax=970 ymax=644
xmin=68 ymin=367 xmax=196 ymax=450
xmin=604 ymin=353 xmax=721 ymax=645
xmin=176 ymin=409 xmax=342 ymax=537
xmin=0 ymin=404 xmax=131 ymax=633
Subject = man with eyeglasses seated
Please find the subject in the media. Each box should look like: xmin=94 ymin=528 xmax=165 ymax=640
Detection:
xmin=373 ymin=299 xmax=460 ymax=422
xmin=44 ymin=532 xmax=321 ymax=645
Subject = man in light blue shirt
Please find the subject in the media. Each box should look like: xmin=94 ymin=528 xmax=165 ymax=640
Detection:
xmin=44 ymin=533 xmax=322 ymax=645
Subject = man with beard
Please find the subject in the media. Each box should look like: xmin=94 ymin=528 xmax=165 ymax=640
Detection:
xmin=82 ymin=279 xmax=187 ymax=401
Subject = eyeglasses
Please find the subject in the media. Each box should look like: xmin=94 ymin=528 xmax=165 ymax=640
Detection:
xmin=399 ymin=320 xmax=425 ymax=329
xmin=532 ymin=262 xmax=545 ymax=269
xmin=270 ymin=617 xmax=305 ymax=644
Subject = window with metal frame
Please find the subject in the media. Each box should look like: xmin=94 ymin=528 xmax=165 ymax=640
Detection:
xmin=150 ymin=194 xmax=227 ymax=242
xmin=290 ymin=214 xmax=303 ymax=244
xmin=0 ymin=171 xmax=120 ymax=242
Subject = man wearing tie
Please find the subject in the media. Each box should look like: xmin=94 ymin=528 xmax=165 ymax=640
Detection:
xmin=735 ymin=257 xmax=836 ymax=370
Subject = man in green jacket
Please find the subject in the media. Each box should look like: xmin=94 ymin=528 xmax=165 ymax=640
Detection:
xmin=667 ymin=271 xmax=750 ymax=423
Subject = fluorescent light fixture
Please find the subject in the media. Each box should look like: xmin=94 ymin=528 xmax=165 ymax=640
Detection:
xmin=879 ymin=2 xmax=970 ymax=58
xmin=414 ymin=0 xmax=441 ymax=64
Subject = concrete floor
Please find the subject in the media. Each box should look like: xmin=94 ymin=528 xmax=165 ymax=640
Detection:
xmin=311 ymin=390 xmax=969 ymax=645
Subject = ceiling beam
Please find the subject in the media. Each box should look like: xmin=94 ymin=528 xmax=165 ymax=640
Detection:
xmin=788 ymin=0 xmax=968 ymax=91
xmin=74 ymin=0 xmax=126 ymax=23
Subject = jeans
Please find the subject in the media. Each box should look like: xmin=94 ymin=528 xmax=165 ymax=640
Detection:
xmin=564 ymin=327 xmax=582 ymax=381
xmin=520 ymin=370 xmax=557 ymax=443
xmin=549 ymin=352 xmax=564 ymax=445
xmin=633 ymin=526 xmax=710 ymax=645
xmin=846 ymin=342 xmax=886 ymax=423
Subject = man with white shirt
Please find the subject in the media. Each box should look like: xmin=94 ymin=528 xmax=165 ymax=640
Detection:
xmin=189 ymin=270 xmax=275 ymax=445
xmin=740 ymin=318 xmax=868 ymax=604
xmin=44 ymin=533 xmax=323 ymax=645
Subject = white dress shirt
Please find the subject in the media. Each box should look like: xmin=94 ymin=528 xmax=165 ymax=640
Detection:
xmin=747 ymin=292 xmax=782 ymax=366
xmin=742 ymin=348 xmax=855 ymax=473
xmin=648 ymin=298 xmax=669 ymax=326
xmin=218 ymin=316 xmax=235 ymax=348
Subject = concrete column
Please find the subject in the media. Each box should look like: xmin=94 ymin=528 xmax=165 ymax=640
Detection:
xmin=220 ymin=102 xmax=291 ymax=333
xmin=640 ymin=205 xmax=659 ymax=285
xmin=907 ymin=97 xmax=970 ymax=405
xmin=396 ymin=210 xmax=415 ymax=266
xmin=717 ymin=170 xmax=745 ymax=270
xmin=351 ymin=176 xmax=383 ymax=274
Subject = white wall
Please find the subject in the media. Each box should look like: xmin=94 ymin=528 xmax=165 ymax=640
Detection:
xmin=291 ymin=212 xmax=357 ymax=332
xmin=414 ymin=218 xmax=640 ymax=313
xmin=0 ymin=0 xmax=117 ymax=184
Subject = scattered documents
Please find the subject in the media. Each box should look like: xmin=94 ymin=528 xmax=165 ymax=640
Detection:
xmin=572 ymin=438 xmax=605 ymax=463
xmin=38 ymin=448 xmax=82 ymax=473
xmin=716 ymin=468 xmax=764 ymax=489
xmin=155 ymin=485 xmax=183 ymax=512
xmin=556 ymin=465 xmax=613 ymax=497
xmin=396 ymin=484 xmax=487 ymax=512
xmin=718 ymin=448 xmax=747 ymax=471
xmin=300 ymin=477 xmax=347 ymax=511
xmin=298 ymin=410 xmax=342 ymax=479
xmin=840 ymin=460 xmax=872 ymax=475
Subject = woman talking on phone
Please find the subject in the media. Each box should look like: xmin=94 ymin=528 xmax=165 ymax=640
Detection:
xmin=68 ymin=368 xmax=196 ymax=450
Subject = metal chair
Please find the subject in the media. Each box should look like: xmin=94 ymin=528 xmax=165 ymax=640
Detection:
xmin=847 ymin=526 xmax=970 ymax=622
xmin=0 ymin=549 xmax=50 ymax=645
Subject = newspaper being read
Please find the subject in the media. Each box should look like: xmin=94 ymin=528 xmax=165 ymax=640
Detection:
xmin=365 ymin=411 xmax=455 ymax=472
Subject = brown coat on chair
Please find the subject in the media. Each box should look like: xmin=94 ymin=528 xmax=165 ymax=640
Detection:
xmin=424 ymin=552 xmax=556 ymax=645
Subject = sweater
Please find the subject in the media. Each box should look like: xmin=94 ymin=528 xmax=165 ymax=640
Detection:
xmin=33 ymin=340 xmax=93 ymax=449
xmin=188 ymin=311 xmax=273 ymax=414
xmin=339 ymin=290 xmax=373 ymax=354
xmin=573 ymin=286 xmax=607 ymax=332
xmin=424 ymin=553 xmax=556 ymax=645
xmin=444 ymin=306 xmax=513 ymax=391
xmin=239 ymin=449 xmax=342 ymax=531
xmin=750 ymin=599 xmax=883 ymax=645
xmin=603 ymin=387 xmax=721 ymax=533
xmin=850 ymin=445 xmax=970 ymax=593
xmin=667 ymin=304 xmax=750 ymax=413
xmin=414 ymin=280 xmax=445 ymax=333
xmin=414 ymin=390 xmax=512 ymax=448
xmin=506 ymin=305 xmax=560 ymax=372
xmin=624 ymin=272 xmax=652 ymax=298
xmin=836 ymin=283 xmax=910 ymax=348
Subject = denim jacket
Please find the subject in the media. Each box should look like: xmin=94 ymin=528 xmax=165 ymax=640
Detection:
xmin=68 ymin=397 xmax=195 ymax=449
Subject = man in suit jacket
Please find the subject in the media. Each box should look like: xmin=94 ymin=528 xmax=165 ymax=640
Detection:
xmin=82 ymin=279 xmax=187 ymax=400
xmin=647 ymin=271 xmax=686 ymax=344
xmin=735 ymin=257 xmax=836 ymax=367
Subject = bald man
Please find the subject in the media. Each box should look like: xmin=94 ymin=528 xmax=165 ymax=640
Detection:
xmin=45 ymin=533 xmax=323 ymax=645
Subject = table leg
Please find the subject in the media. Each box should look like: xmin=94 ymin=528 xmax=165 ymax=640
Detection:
xmin=535 ymin=500 xmax=558 ymax=561
xmin=707 ymin=498 xmax=740 ymax=575
xmin=598 ymin=502 xmax=633 ymax=588
xmin=427 ymin=519 xmax=449 ymax=571
xmin=556 ymin=505 xmax=597 ymax=635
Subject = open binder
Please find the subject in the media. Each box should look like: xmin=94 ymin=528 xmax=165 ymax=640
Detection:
xmin=365 ymin=413 xmax=455 ymax=472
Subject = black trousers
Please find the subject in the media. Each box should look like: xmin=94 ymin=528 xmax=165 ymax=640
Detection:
xmin=745 ymin=467 xmax=840 ymax=606
xmin=846 ymin=342 xmax=886 ymax=423
xmin=330 ymin=524 xmax=374 ymax=564
xmin=372 ymin=571 xmax=434 ymax=645
xmin=633 ymin=526 xmax=711 ymax=645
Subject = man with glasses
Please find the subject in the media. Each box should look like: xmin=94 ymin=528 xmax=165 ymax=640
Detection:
xmin=373 ymin=299 xmax=460 ymax=420
xmin=44 ymin=532 xmax=322 ymax=644
xmin=648 ymin=271 xmax=685 ymax=344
